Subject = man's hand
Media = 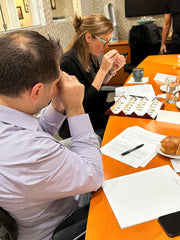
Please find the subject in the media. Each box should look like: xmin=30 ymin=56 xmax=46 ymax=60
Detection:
xmin=160 ymin=44 xmax=167 ymax=54
xmin=52 ymin=71 xmax=85 ymax=117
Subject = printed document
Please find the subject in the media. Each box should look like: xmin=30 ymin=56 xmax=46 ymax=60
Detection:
xmin=101 ymin=126 xmax=165 ymax=168
xmin=115 ymin=84 xmax=156 ymax=100
xmin=103 ymin=165 xmax=180 ymax=229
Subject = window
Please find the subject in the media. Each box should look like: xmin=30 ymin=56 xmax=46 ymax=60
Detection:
xmin=51 ymin=0 xmax=81 ymax=21
xmin=0 ymin=0 xmax=45 ymax=32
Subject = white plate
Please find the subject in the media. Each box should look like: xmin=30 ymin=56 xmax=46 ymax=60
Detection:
xmin=160 ymin=85 xmax=166 ymax=92
xmin=176 ymin=101 xmax=180 ymax=109
xmin=156 ymin=143 xmax=180 ymax=159
xmin=160 ymin=85 xmax=180 ymax=92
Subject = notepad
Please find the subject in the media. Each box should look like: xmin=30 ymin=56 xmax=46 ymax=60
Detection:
xmin=103 ymin=165 xmax=180 ymax=229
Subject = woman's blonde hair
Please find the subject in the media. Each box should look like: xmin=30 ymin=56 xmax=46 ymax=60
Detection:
xmin=64 ymin=13 xmax=113 ymax=72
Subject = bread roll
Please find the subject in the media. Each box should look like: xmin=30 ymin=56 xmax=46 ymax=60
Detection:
xmin=160 ymin=135 xmax=180 ymax=155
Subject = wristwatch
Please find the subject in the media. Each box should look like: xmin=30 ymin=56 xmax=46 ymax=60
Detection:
xmin=109 ymin=70 xmax=116 ymax=76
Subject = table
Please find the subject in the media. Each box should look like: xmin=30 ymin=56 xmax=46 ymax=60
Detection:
xmin=126 ymin=54 xmax=180 ymax=112
xmin=85 ymin=54 xmax=180 ymax=240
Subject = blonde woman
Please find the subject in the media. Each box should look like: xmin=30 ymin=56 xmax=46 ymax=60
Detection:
xmin=60 ymin=13 xmax=126 ymax=138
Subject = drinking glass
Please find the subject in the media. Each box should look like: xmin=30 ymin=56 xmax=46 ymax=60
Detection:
xmin=166 ymin=77 xmax=179 ymax=103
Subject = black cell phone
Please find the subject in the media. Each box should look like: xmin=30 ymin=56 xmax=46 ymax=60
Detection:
xmin=158 ymin=211 xmax=180 ymax=238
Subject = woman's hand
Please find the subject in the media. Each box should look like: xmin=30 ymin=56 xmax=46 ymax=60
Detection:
xmin=101 ymin=50 xmax=126 ymax=85
xmin=92 ymin=50 xmax=127 ymax=90
xmin=100 ymin=50 xmax=119 ymax=74
xmin=110 ymin=53 xmax=126 ymax=74
xmin=100 ymin=50 xmax=126 ymax=75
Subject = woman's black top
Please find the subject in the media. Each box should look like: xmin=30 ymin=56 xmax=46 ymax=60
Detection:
xmin=59 ymin=48 xmax=114 ymax=138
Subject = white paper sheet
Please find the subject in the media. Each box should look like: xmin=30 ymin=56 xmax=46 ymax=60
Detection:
xmin=157 ymin=94 xmax=166 ymax=99
xmin=171 ymin=159 xmax=180 ymax=172
xmin=153 ymin=73 xmax=177 ymax=83
xmin=115 ymin=84 xmax=156 ymax=100
xmin=127 ymin=76 xmax=149 ymax=84
xmin=101 ymin=126 xmax=165 ymax=168
xmin=156 ymin=110 xmax=180 ymax=125
xmin=103 ymin=165 xmax=180 ymax=229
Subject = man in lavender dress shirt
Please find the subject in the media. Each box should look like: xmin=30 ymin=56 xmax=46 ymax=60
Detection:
xmin=0 ymin=30 xmax=103 ymax=240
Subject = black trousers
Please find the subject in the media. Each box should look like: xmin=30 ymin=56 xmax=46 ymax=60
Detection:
xmin=171 ymin=33 xmax=180 ymax=54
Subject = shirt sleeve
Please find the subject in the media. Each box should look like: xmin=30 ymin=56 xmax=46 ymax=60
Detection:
xmin=38 ymin=103 xmax=66 ymax=136
xmin=27 ymin=113 xmax=104 ymax=202
xmin=164 ymin=0 xmax=170 ymax=13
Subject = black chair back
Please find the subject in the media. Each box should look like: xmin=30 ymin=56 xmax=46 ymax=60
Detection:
xmin=124 ymin=24 xmax=162 ymax=74
xmin=0 ymin=207 xmax=18 ymax=240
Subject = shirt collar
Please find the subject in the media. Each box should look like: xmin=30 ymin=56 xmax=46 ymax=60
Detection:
xmin=0 ymin=105 xmax=39 ymax=131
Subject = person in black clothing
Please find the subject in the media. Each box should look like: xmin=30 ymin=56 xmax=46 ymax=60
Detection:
xmin=59 ymin=13 xmax=126 ymax=139
xmin=160 ymin=0 xmax=180 ymax=54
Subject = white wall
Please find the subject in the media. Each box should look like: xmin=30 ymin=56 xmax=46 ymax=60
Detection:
xmin=83 ymin=0 xmax=165 ymax=40
xmin=0 ymin=0 xmax=165 ymax=49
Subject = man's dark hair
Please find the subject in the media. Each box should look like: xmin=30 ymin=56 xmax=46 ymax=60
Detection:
xmin=0 ymin=30 xmax=62 ymax=96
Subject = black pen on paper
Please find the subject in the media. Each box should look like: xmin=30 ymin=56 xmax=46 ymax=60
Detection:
xmin=121 ymin=144 xmax=144 ymax=156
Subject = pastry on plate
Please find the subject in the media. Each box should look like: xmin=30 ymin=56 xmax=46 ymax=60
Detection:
xmin=160 ymin=135 xmax=180 ymax=155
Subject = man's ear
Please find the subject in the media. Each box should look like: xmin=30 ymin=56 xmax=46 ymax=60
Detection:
xmin=85 ymin=33 xmax=92 ymax=43
xmin=30 ymin=83 xmax=43 ymax=101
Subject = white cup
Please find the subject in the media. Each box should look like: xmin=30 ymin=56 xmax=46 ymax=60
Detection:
xmin=166 ymin=77 xmax=179 ymax=103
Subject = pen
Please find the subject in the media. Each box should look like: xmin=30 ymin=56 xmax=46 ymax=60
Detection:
xmin=121 ymin=144 xmax=144 ymax=156
xmin=129 ymin=95 xmax=147 ymax=99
